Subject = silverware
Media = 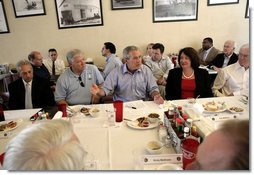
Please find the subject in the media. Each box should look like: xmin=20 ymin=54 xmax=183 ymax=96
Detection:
xmin=123 ymin=118 xmax=132 ymax=122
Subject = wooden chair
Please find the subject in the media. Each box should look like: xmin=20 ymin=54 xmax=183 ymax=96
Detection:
xmin=0 ymin=91 xmax=9 ymax=110
xmin=100 ymin=95 xmax=113 ymax=104
xmin=12 ymin=73 xmax=20 ymax=81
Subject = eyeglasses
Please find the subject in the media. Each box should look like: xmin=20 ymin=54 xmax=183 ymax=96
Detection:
xmin=78 ymin=76 xmax=85 ymax=87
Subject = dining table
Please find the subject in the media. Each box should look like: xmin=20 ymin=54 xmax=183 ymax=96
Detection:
xmin=0 ymin=95 xmax=249 ymax=170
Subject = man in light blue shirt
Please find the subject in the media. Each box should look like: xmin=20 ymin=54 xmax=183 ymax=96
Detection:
xmin=91 ymin=46 xmax=164 ymax=104
xmin=55 ymin=49 xmax=104 ymax=105
xmin=101 ymin=42 xmax=122 ymax=79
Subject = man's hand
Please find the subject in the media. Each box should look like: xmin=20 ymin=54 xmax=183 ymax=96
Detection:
xmin=157 ymin=77 xmax=166 ymax=86
xmin=90 ymin=84 xmax=100 ymax=95
xmin=153 ymin=94 xmax=164 ymax=104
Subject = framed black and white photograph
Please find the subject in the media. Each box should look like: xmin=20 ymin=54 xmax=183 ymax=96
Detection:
xmin=245 ymin=0 xmax=249 ymax=18
xmin=0 ymin=0 xmax=9 ymax=34
xmin=208 ymin=0 xmax=239 ymax=6
xmin=12 ymin=0 xmax=46 ymax=18
xmin=55 ymin=0 xmax=103 ymax=29
xmin=111 ymin=0 xmax=143 ymax=10
xmin=153 ymin=0 xmax=198 ymax=23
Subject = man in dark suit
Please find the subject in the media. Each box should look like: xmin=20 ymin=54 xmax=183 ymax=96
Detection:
xmin=28 ymin=51 xmax=56 ymax=90
xmin=28 ymin=51 xmax=51 ymax=80
xmin=8 ymin=60 xmax=55 ymax=110
xmin=208 ymin=40 xmax=238 ymax=71
xmin=198 ymin=37 xmax=221 ymax=66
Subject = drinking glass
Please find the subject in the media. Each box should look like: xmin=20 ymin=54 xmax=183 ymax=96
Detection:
xmin=113 ymin=101 xmax=123 ymax=122
xmin=57 ymin=104 xmax=67 ymax=117
xmin=181 ymin=138 xmax=199 ymax=169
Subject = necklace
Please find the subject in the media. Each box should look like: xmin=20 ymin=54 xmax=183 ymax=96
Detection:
xmin=182 ymin=71 xmax=194 ymax=79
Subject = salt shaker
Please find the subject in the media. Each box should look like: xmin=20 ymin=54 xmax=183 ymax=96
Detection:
xmin=158 ymin=123 xmax=167 ymax=142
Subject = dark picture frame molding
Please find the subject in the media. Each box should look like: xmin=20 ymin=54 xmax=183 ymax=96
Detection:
xmin=111 ymin=0 xmax=143 ymax=10
xmin=12 ymin=0 xmax=46 ymax=18
xmin=0 ymin=0 xmax=9 ymax=34
xmin=207 ymin=0 xmax=239 ymax=6
xmin=245 ymin=0 xmax=249 ymax=18
xmin=153 ymin=0 xmax=198 ymax=23
xmin=55 ymin=0 xmax=103 ymax=29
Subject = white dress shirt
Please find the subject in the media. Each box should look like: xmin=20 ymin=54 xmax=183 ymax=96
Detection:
xmin=145 ymin=56 xmax=174 ymax=80
xmin=43 ymin=58 xmax=66 ymax=75
xmin=212 ymin=62 xmax=249 ymax=97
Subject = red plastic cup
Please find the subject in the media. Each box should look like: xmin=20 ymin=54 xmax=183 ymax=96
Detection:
xmin=113 ymin=100 xmax=123 ymax=122
xmin=57 ymin=104 xmax=67 ymax=117
xmin=181 ymin=138 xmax=200 ymax=169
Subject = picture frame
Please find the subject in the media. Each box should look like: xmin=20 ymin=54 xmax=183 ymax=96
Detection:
xmin=153 ymin=0 xmax=198 ymax=23
xmin=111 ymin=0 xmax=143 ymax=10
xmin=0 ymin=0 xmax=9 ymax=34
xmin=12 ymin=0 xmax=46 ymax=18
xmin=55 ymin=0 xmax=103 ymax=29
xmin=245 ymin=0 xmax=249 ymax=18
xmin=207 ymin=0 xmax=239 ymax=6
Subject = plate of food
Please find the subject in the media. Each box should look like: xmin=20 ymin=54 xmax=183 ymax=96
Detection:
xmin=126 ymin=117 xmax=159 ymax=130
xmin=228 ymin=106 xmax=244 ymax=113
xmin=0 ymin=119 xmax=22 ymax=133
xmin=80 ymin=106 xmax=91 ymax=115
xmin=203 ymin=101 xmax=227 ymax=113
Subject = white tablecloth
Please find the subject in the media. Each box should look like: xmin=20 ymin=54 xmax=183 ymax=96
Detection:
xmin=0 ymin=96 xmax=249 ymax=170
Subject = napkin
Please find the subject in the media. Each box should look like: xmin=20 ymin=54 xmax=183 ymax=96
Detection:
xmin=192 ymin=103 xmax=204 ymax=114
xmin=53 ymin=111 xmax=63 ymax=119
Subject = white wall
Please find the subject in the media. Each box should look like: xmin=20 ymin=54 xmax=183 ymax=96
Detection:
xmin=0 ymin=0 xmax=249 ymax=68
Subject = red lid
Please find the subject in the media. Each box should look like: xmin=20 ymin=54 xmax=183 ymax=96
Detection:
xmin=182 ymin=113 xmax=188 ymax=120
xmin=176 ymin=118 xmax=183 ymax=123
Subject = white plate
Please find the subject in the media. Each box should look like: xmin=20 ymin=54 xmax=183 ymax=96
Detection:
xmin=157 ymin=163 xmax=182 ymax=170
xmin=227 ymin=107 xmax=244 ymax=114
xmin=203 ymin=107 xmax=227 ymax=113
xmin=126 ymin=118 xmax=159 ymax=130
xmin=203 ymin=101 xmax=227 ymax=113
xmin=69 ymin=105 xmax=91 ymax=115
xmin=0 ymin=119 xmax=23 ymax=133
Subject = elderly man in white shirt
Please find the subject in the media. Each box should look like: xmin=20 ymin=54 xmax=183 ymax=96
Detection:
xmin=145 ymin=43 xmax=174 ymax=99
xmin=212 ymin=44 xmax=249 ymax=97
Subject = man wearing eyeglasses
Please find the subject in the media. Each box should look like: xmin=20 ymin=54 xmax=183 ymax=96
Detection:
xmin=55 ymin=49 xmax=104 ymax=105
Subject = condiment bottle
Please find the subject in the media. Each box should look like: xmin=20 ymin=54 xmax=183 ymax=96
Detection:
xmin=191 ymin=126 xmax=198 ymax=137
xmin=186 ymin=118 xmax=193 ymax=135
xmin=182 ymin=113 xmax=188 ymax=121
xmin=184 ymin=127 xmax=190 ymax=138
xmin=167 ymin=107 xmax=174 ymax=122
xmin=176 ymin=118 xmax=183 ymax=132
xmin=178 ymin=106 xmax=183 ymax=116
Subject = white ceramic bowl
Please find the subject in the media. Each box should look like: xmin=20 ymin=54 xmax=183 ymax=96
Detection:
xmin=89 ymin=108 xmax=100 ymax=117
xmin=157 ymin=163 xmax=183 ymax=170
xmin=146 ymin=141 xmax=163 ymax=154
xmin=147 ymin=113 xmax=160 ymax=123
